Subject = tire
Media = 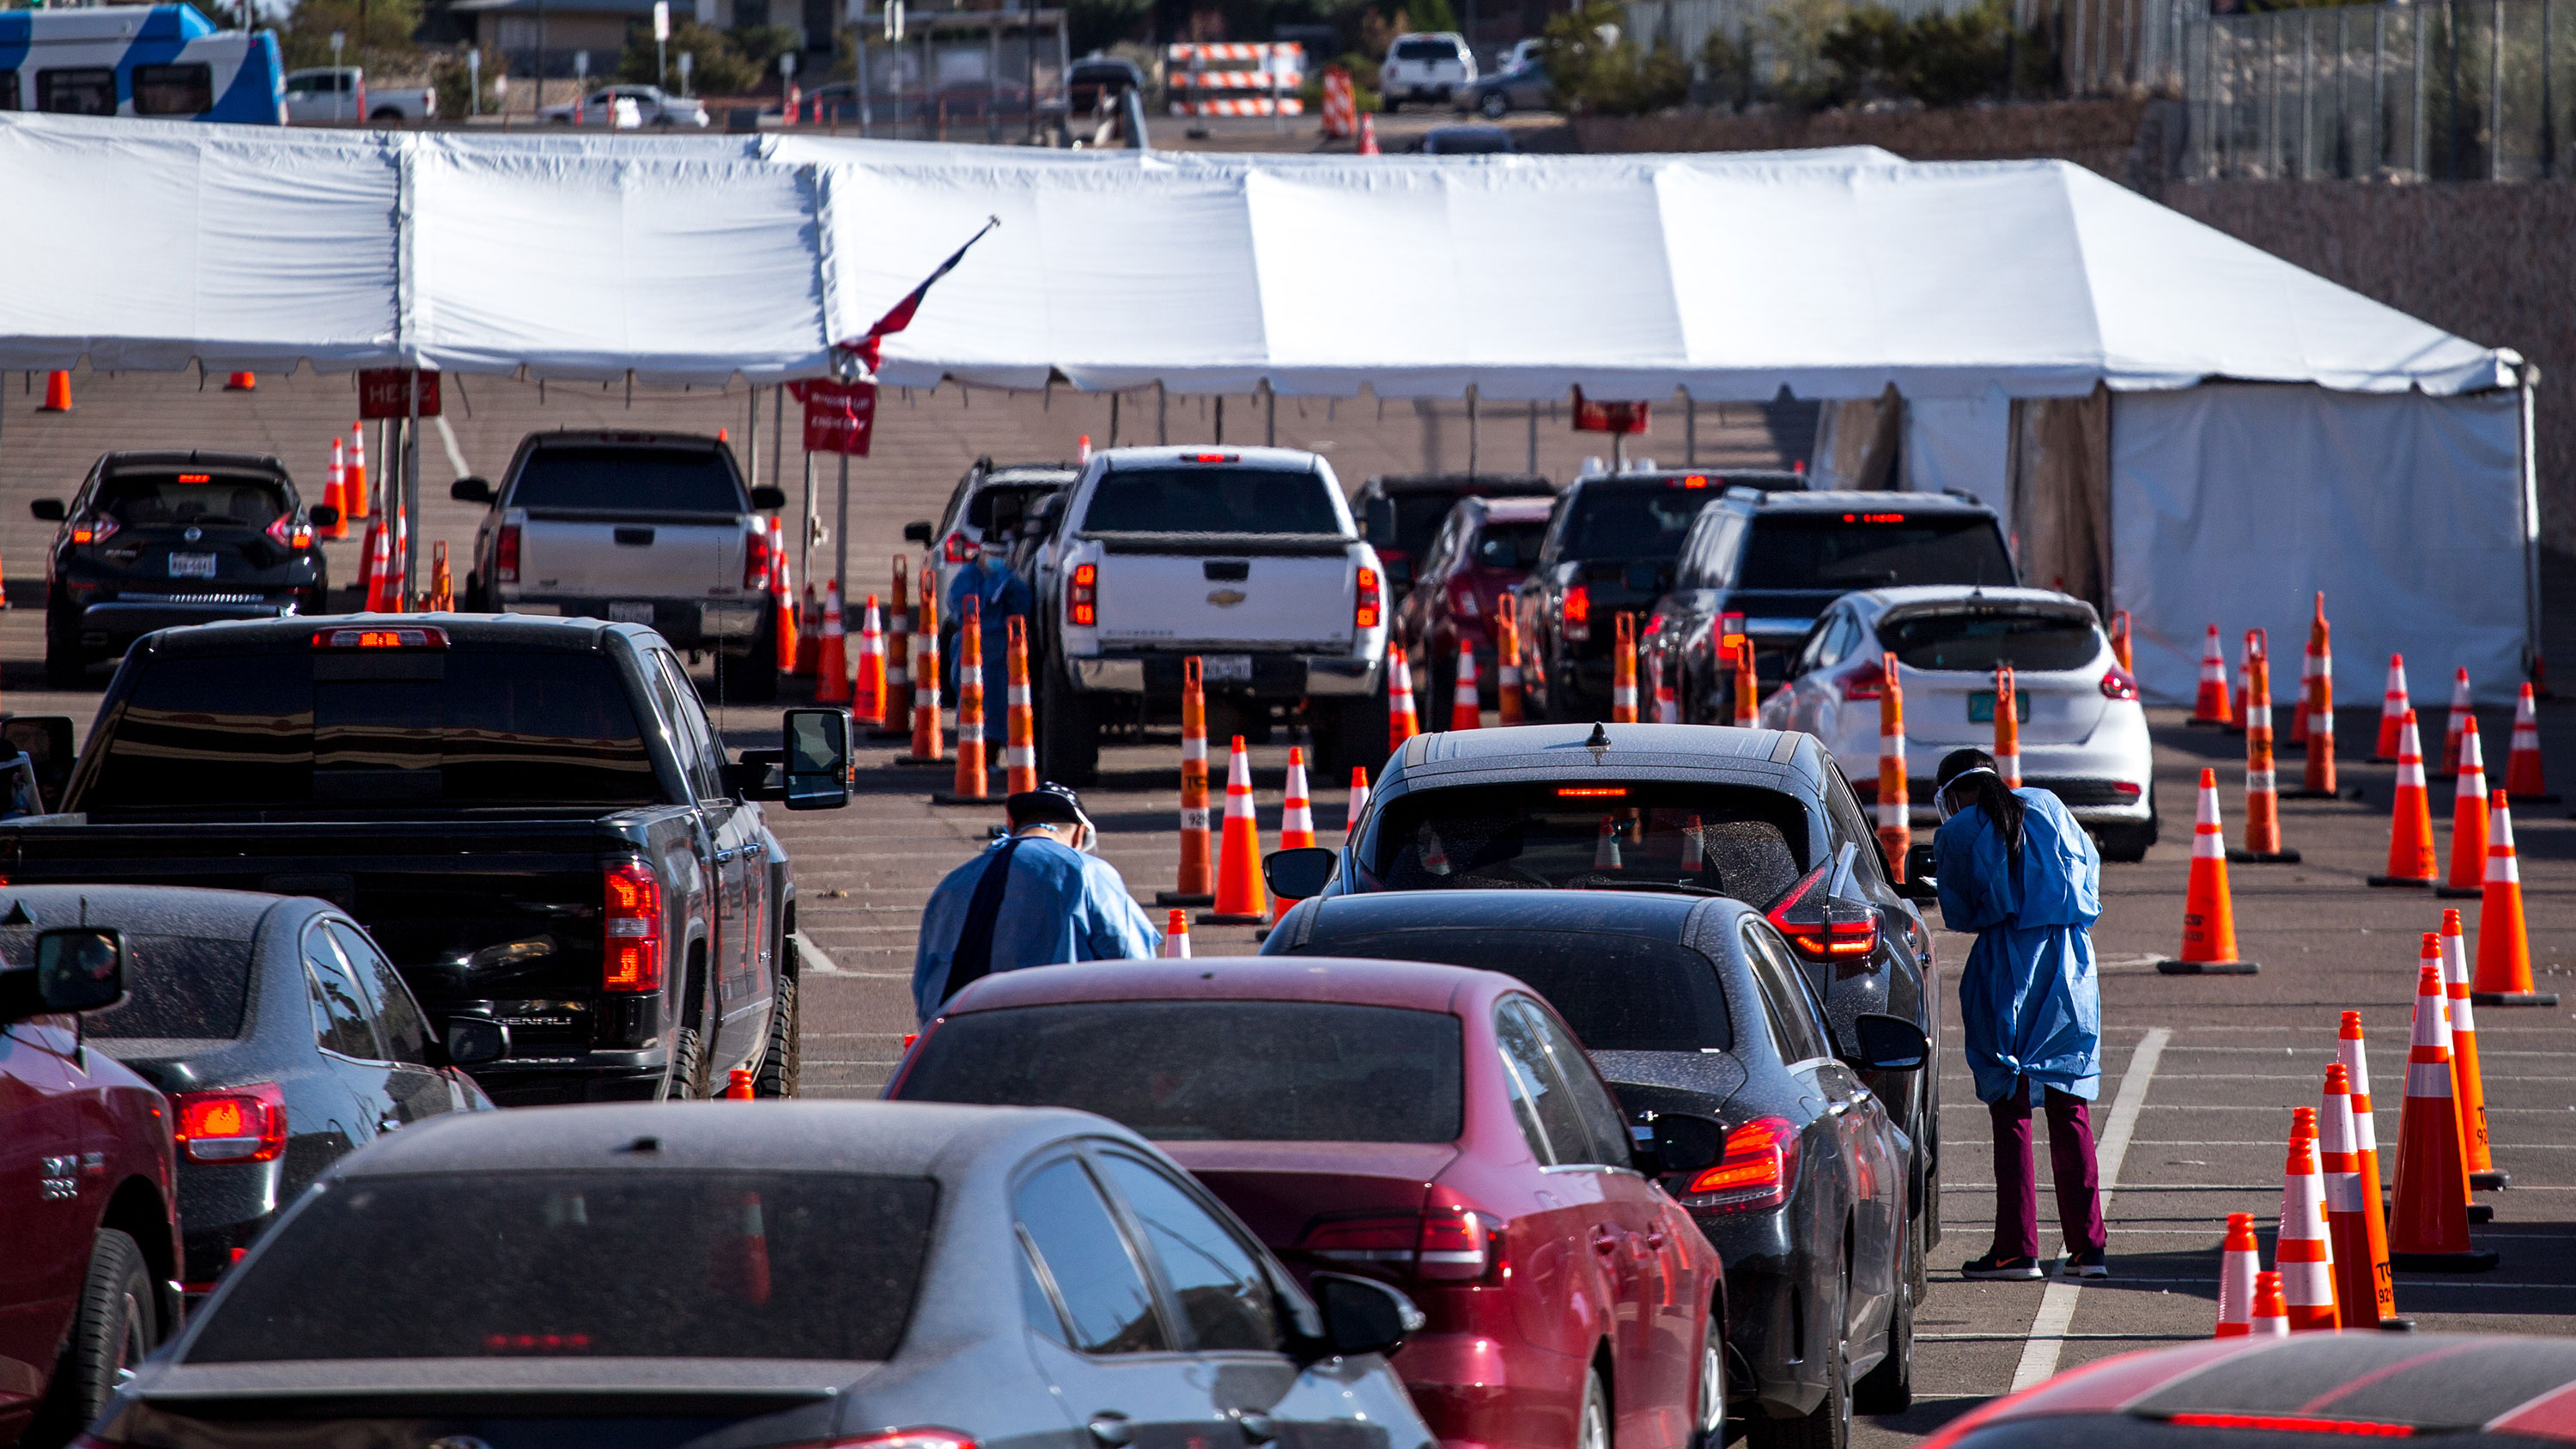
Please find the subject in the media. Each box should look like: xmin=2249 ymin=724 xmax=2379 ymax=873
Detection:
xmin=1382 ymin=96 xmax=1400 ymax=113
xmin=1691 ymin=1309 xmax=1728 ymax=1449
xmin=1480 ymin=90 xmax=1510 ymax=118
xmin=1854 ymin=1234 xmax=1915 ymax=1414
xmin=1038 ymin=665 xmax=1100 ymax=786
xmin=1907 ymin=1201 xmax=1929 ymax=1306
xmin=2093 ymin=820 xmax=2155 ymax=863
xmin=753 ymin=970 xmax=799 ymax=1099
xmin=1750 ymin=1282 xmax=1850 ymax=1449
xmin=1576 ymin=1367 xmax=1610 ymax=1449
xmin=35 ymin=1228 xmax=156 ymax=1442
xmin=663 ymin=1025 xmax=706 ymax=1100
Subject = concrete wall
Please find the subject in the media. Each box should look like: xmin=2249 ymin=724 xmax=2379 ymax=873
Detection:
xmin=1572 ymin=97 xmax=2160 ymax=182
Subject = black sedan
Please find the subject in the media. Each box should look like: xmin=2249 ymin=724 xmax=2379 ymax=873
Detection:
xmin=33 ymin=452 xmax=334 ymax=687
xmin=96 ymin=1102 xmax=1437 ymax=1449
xmin=21 ymin=885 xmax=497 ymax=1298
xmin=1264 ymin=888 xmax=1927 ymax=1440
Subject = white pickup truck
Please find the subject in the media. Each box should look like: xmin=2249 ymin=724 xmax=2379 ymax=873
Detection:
xmin=283 ymin=66 xmax=437 ymax=124
xmin=452 ymin=430 xmax=790 ymax=700
xmin=1030 ymin=447 xmax=1388 ymax=783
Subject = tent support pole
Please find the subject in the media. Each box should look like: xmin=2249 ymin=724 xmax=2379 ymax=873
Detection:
xmin=1266 ymin=384 xmax=1276 ymax=447
xmin=1467 ymin=386 xmax=1479 ymax=474
xmin=745 ymin=384 xmax=760 ymax=496
xmin=1528 ymin=401 xmax=1539 ymax=472
xmin=1109 ymin=393 xmax=1121 ymax=447
xmin=2522 ymin=368 xmax=2544 ymax=686
xmin=1686 ymin=395 xmax=1696 ymax=466
xmin=836 ymin=454 xmax=851 ymax=603
xmin=405 ymin=373 xmax=422 ymax=603
xmin=1214 ymin=396 xmax=1224 ymax=445
xmin=1157 ymin=383 xmax=1168 ymax=445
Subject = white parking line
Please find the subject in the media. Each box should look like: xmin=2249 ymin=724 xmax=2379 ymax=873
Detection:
xmin=2010 ymin=1026 xmax=2170 ymax=1392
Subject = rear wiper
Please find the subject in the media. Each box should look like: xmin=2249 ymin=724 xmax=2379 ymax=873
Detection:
xmin=1570 ymin=879 xmax=1728 ymax=898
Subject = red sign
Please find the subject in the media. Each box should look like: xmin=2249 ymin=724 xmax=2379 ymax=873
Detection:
xmin=1571 ymin=387 xmax=1649 ymax=435
xmin=793 ymin=378 xmax=878 ymax=456
xmin=358 ymin=368 xmax=440 ymax=419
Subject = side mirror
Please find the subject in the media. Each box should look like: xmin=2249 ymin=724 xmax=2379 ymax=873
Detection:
xmin=730 ymin=748 xmax=784 ymax=801
xmin=1895 ymin=873 xmax=1939 ymax=904
xmin=902 ymin=521 xmax=935 ymax=545
xmin=1849 ymin=1012 xmax=1929 ymax=1072
xmin=442 ymin=1015 xmax=509 ymax=1066
xmin=1363 ymin=496 xmax=1397 ymax=548
xmin=750 ymin=485 xmax=788 ymax=511
xmin=30 ymin=498 xmax=65 ymax=522
xmin=780 ymin=708 xmax=853 ymax=810
xmin=1262 ymin=846 xmax=1338 ymax=901
xmin=37 ymin=928 xmax=125 ymax=1014
xmin=450 ymin=477 xmax=495 ymax=505
xmin=1631 ymin=1111 xmax=1726 ymax=1175
xmin=1308 ymin=1272 xmax=1423 ymax=1360
xmin=309 ymin=503 xmax=340 ymax=528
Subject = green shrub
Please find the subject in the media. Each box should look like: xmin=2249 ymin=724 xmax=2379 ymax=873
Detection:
xmin=1543 ymin=0 xmax=1689 ymax=115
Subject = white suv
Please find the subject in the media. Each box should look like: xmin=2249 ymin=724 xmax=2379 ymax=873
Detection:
xmin=1381 ymin=32 xmax=1476 ymax=109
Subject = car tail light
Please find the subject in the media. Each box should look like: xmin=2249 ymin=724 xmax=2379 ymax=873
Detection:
xmin=2099 ymin=666 xmax=2139 ymax=701
xmin=811 ymin=1434 xmax=979 ymax=1449
xmin=1719 ymin=611 xmax=1746 ymax=654
xmin=1188 ymin=453 xmax=1241 ymax=464
xmin=1681 ymin=1116 xmax=1798 ymax=1213
xmin=1296 ymin=1206 xmax=1502 ymax=1282
xmin=313 ymin=626 xmax=447 ymax=649
xmin=1352 ymin=565 xmax=1381 ymax=630
xmin=745 ymin=523 xmax=775 ymax=592
xmin=1413 ymin=1203 xmax=1503 ymax=1282
xmin=1835 ymin=659 xmax=1885 ymax=701
xmin=942 ymin=532 xmax=974 ymax=563
xmin=173 ymin=1083 xmax=287 ymax=1164
xmin=1067 ymin=563 xmax=1098 ymax=627
xmin=1766 ymin=865 xmax=1880 ymax=959
xmin=1564 ymin=585 xmax=1590 ymax=642
xmin=496 ymin=523 xmax=521 ymax=583
xmin=1449 ymin=581 xmax=1479 ymax=619
xmin=2162 ymin=1416 xmax=2412 ymax=1438
xmin=603 ymin=859 xmax=665 ymax=992
xmin=70 ymin=514 xmax=118 ymax=546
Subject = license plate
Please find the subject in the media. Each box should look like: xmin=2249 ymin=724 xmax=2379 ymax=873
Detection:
xmin=1968 ymin=691 xmax=2032 ymax=725
xmin=167 ymin=552 xmax=216 ymax=579
xmin=1201 ymin=654 xmax=1253 ymax=682
xmin=609 ymin=600 xmax=655 ymax=624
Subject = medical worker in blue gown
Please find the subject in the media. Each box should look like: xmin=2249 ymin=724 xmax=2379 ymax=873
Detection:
xmin=913 ymin=783 xmax=1161 ymax=1024
xmin=945 ymin=544 xmax=1034 ymax=746
xmin=1932 ymin=747 xmax=2110 ymax=1282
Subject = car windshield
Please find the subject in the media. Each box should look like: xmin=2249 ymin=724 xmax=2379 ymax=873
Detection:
xmin=1365 ymin=781 xmax=1810 ymax=904
xmin=1080 ymin=466 xmax=1342 ymax=534
xmin=1737 ymin=513 xmax=2014 ymax=590
xmin=1558 ymin=483 xmax=1722 ymax=562
xmin=97 ymin=474 xmax=289 ymax=530
xmin=1880 ymin=607 xmax=2103 ymax=673
xmin=0 ymin=931 xmax=252 ymax=1039
xmin=185 ymin=1172 xmax=936 ymax=1362
xmin=82 ymin=651 xmax=660 ymax=811
xmin=898 ymin=1001 xmax=1463 ymax=1143
xmin=508 ymin=445 xmax=744 ymax=514
xmin=1473 ymin=521 xmax=1546 ymax=569
xmin=1294 ymin=929 xmax=1731 ymax=1051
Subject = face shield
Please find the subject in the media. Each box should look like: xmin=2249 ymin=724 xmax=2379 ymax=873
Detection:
xmin=1935 ymin=766 xmax=1997 ymax=823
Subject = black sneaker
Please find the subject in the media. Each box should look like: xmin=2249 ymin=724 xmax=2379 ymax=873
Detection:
xmin=1961 ymin=1252 xmax=2044 ymax=1281
xmin=2059 ymin=1249 xmax=2109 ymax=1279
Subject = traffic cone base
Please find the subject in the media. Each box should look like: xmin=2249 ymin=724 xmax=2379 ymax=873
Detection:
xmin=2227 ymin=849 xmax=2303 ymax=863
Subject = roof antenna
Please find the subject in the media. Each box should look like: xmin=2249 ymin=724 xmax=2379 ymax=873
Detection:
xmin=1586 ymin=721 xmax=1610 ymax=748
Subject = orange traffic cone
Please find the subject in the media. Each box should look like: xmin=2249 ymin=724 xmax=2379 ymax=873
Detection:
xmin=1388 ymin=643 xmax=1419 ymax=752
xmin=724 ymin=1068 xmax=756 ymax=1100
xmin=1611 ymin=614 xmax=1639 ymax=723
xmin=2439 ymin=720 xmax=2488 ymax=898
xmin=1157 ymin=656 xmax=1216 ymax=909
xmin=1272 ymin=746 xmax=1316 ymax=923
xmin=2157 ymin=769 xmax=2258 ymax=974
xmin=2110 ymin=611 xmax=2135 ymax=673
xmin=2319 ymin=1062 xmax=2392 ymax=1329
xmin=1651 ymin=646 xmax=1680 ymax=723
xmin=814 ymin=582 xmax=851 ymax=705
xmin=346 ymin=422 xmax=370 ymax=520
xmin=2415 ymin=931 xmax=2493 ymax=1227
xmin=2249 ymin=1271 xmax=2291 ymax=1336
xmin=2439 ymin=911 xmax=2503 ymax=1192
xmin=2215 ymin=1212 xmax=2260 ymax=1336
xmin=224 ymin=371 xmax=257 ymax=392
xmin=935 ymin=600 xmax=988 ymax=802
xmin=2505 ymin=682 xmax=2552 ymax=801
xmin=1358 ymin=111 xmax=1381 ymax=154
xmin=2276 ymin=1117 xmax=2341 ymax=1330
xmin=2440 ymin=667 xmax=2473 ymax=777
xmin=362 ymin=519 xmax=392 ymax=612
xmin=1162 ymin=909 xmax=1192 ymax=959
xmin=2376 ymin=654 xmax=2412 ymax=760
xmin=852 ymin=593 xmax=884 ymax=725
xmin=1993 ymin=664 xmax=2021 ymax=788
xmin=2232 ymin=642 xmax=2299 ymax=863
xmin=1346 ymin=766 xmax=1370 ymax=845
xmin=908 ymin=575 xmax=944 ymax=764
xmin=2190 ymin=624 xmax=2233 ymax=726
xmin=39 ymin=370 xmax=72 ymax=412
xmin=1728 ymin=637 xmax=1757 ymax=727
xmin=1593 ymin=813 xmax=1622 ymax=868
xmin=877 ymin=558 xmax=914 ymax=737
xmin=2472 ymin=791 xmax=2556 ymax=1006
xmin=2227 ymin=633 xmax=2251 ymax=736
xmin=1451 ymin=636 xmax=1482 ymax=731
xmin=323 ymin=439 xmax=351 ymax=540
xmin=1495 ymin=595 xmax=1525 ymax=724
xmin=771 ymin=525 xmax=799 ymax=676
xmin=1202 ymin=735 xmax=1269 ymax=925
xmin=795 ymin=582 xmax=821 ymax=678
xmin=428 ymin=541 xmax=453 ymax=612
xmin=1876 ymin=652 xmax=1911 ymax=880
xmin=2336 ymin=1012 xmax=2399 ymax=1325
xmin=2288 ymin=595 xmax=2341 ymax=798
xmin=1004 ymin=617 xmax=1038 ymax=796
xmin=2367 ymin=709 xmax=2438 ymax=887
xmin=2388 ymin=961 xmax=2498 ymax=1271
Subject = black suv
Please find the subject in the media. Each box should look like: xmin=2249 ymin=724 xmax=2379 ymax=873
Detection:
xmin=1512 ymin=467 xmax=1798 ymax=721
xmin=1355 ymin=471 xmax=1554 ymax=605
xmin=1649 ymin=488 xmax=2015 ymax=722
xmin=33 ymin=452 xmax=332 ymax=687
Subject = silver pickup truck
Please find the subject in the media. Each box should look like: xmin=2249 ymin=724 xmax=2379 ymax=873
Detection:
xmin=453 ymin=431 xmax=788 ymax=700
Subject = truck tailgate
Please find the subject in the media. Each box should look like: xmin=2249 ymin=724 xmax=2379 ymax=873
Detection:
xmin=516 ymin=513 xmax=749 ymax=599
xmin=1094 ymin=542 xmax=1357 ymax=648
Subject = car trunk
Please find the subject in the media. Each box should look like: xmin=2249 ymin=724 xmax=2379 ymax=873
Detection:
xmin=1160 ymin=1140 xmax=1455 ymax=1267
xmin=1882 ymin=604 xmax=2111 ymax=747
xmin=1090 ymin=539 xmax=1356 ymax=648
xmin=514 ymin=514 xmax=750 ymax=600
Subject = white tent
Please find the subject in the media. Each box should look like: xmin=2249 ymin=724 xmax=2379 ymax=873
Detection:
xmin=0 ymin=113 xmax=2536 ymax=702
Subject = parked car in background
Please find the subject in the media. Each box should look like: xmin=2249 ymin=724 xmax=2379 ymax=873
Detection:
xmin=540 ymin=83 xmax=709 ymax=127
xmin=33 ymin=450 xmax=334 ymax=687
xmin=0 ymin=916 xmax=182 ymax=1448
xmin=1497 ymin=36 xmax=1546 ymax=70
xmin=1380 ymin=31 xmax=1476 ymax=108
xmin=1761 ymin=586 xmax=2155 ymax=860
xmin=282 ymin=66 xmax=434 ymax=124
xmin=1391 ymin=493 xmax=1554 ymax=717
xmin=1415 ymin=122 xmax=1515 ymax=152
xmin=33 ymin=885 xmax=498 ymax=1303
xmin=906 ymin=455 xmax=1080 ymax=605
xmin=1067 ymin=53 xmax=1147 ymax=112
xmin=99 ymin=1102 xmax=1437 ymax=1449
xmin=1356 ymin=470 xmax=1555 ymax=605
xmin=1461 ymin=58 xmax=1550 ymax=117
xmin=1266 ymin=889 xmax=1930 ymax=1439
xmin=890 ymin=957 xmax=1732 ymax=1449
xmin=772 ymin=80 xmax=862 ymax=121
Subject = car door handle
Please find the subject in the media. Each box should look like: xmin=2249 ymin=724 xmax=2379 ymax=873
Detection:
xmin=1592 ymin=1227 xmax=1620 ymax=1256
xmin=714 ymin=847 xmax=738 ymax=863
xmin=1230 ymin=1409 xmax=1278 ymax=1444
xmin=1827 ymin=1099 xmax=1852 ymax=1117
xmin=1085 ymin=1414 xmax=1135 ymax=1447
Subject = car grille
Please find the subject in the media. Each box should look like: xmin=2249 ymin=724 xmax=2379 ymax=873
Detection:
xmin=114 ymin=591 xmax=270 ymax=605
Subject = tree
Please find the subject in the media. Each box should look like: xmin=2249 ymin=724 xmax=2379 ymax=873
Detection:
xmin=1542 ymin=0 xmax=1688 ymax=115
xmin=276 ymin=0 xmax=424 ymax=70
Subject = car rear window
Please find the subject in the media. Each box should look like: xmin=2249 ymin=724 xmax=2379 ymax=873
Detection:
xmin=1366 ymin=781 xmax=1810 ymax=905
xmin=1473 ymin=521 xmax=1546 ymax=569
xmin=898 ymin=1001 xmax=1462 ymax=1143
xmin=967 ymin=482 xmax=1063 ymax=533
xmin=97 ymin=474 xmax=289 ymax=530
xmin=1394 ymin=37 xmax=1459 ymax=58
xmin=1394 ymin=492 xmax=1472 ymax=558
xmin=1296 ymin=929 xmax=1730 ymax=1051
xmin=82 ymin=651 xmax=660 ymax=811
xmin=1558 ymin=484 xmax=1722 ymax=562
xmin=186 ymin=1172 xmax=935 ymax=1362
xmin=0 ymin=930 xmax=252 ymax=1040
xmin=509 ymin=445 xmax=744 ymax=514
xmin=1880 ymin=608 xmax=2103 ymax=673
xmin=1080 ymin=466 xmax=1343 ymax=535
xmin=1737 ymin=513 xmax=2014 ymax=590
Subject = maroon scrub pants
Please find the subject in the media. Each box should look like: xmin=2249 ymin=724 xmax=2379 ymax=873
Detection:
xmin=1989 ymin=1081 xmax=2108 ymax=1261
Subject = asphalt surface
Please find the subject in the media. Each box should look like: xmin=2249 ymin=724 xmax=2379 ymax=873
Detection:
xmin=7 ymin=371 xmax=2571 ymax=1441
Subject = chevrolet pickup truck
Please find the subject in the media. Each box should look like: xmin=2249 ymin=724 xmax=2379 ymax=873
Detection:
xmin=0 ymin=615 xmax=853 ymax=1107
xmin=1029 ymin=447 xmax=1388 ymax=783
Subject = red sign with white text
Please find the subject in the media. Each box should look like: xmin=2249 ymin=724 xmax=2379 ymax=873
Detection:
xmin=793 ymin=379 xmax=878 ymax=456
xmin=357 ymin=368 xmax=440 ymax=419
xmin=1571 ymin=387 xmax=1649 ymax=435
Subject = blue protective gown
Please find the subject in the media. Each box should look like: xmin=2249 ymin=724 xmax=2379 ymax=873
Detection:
xmin=1934 ymin=786 xmax=2104 ymax=1106
xmin=945 ymin=558 xmax=1036 ymax=741
xmin=912 ymin=834 xmax=1162 ymax=1021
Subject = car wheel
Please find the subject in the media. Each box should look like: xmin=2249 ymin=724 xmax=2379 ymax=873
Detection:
xmin=1692 ymin=1309 xmax=1728 ymax=1449
xmin=753 ymin=970 xmax=799 ymax=1098
xmin=1382 ymin=96 xmax=1400 ymax=113
xmin=663 ymin=1025 xmax=706 ymax=1100
xmin=1577 ymin=1367 xmax=1610 ymax=1449
xmin=1751 ymin=1280 xmax=1849 ymax=1449
xmin=1480 ymin=90 xmax=1509 ymax=118
xmin=2093 ymin=819 xmax=2154 ymax=863
xmin=35 ymin=1228 xmax=156 ymax=1442
xmin=1855 ymin=1233 xmax=1914 ymax=1413
xmin=1038 ymin=665 xmax=1101 ymax=787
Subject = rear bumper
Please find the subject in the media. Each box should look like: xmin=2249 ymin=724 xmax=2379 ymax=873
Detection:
xmin=469 ymin=1050 xmax=671 ymax=1105
xmin=77 ymin=597 xmax=296 ymax=643
xmin=1395 ymin=1329 xmax=1587 ymax=1449
xmin=1066 ymin=651 xmax=1380 ymax=699
xmin=500 ymin=595 xmax=764 ymax=649
xmin=1695 ymin=1209 xmax=1822 ymax=1417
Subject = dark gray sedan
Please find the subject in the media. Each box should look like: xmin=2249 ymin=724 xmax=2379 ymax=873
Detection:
xmin=89 ymin=1101 xmax=1436 ymax=1449
xmin=1457 ymin=61 xmax=1550 ymax=118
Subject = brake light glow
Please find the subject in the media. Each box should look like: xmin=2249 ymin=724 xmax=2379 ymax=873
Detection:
xmin=71 ymin=514 xmax=119 ymax=546
xmin=602 ymin=860 xmax=665 ymax=992
xmin=177 ymin=473 xmax=212 ymax=484
xmin=1683 ymin=1116 xmax=1798 ymax=1212
xmin=266 ymin=515 xmax=313 ymax=551
xmin=483 ymin=1333 xmax=596 ymax=1353
xmin=173 ymin=1083 xmax=287 ymax=1164
xmin=2163 ymin=1416 xmax=2412 ymax=1438
xmin=1355 ymin=566 xmax=1381 ymax=630
xmin=496 ymin=523 xmax=522 ymax=582
xmin=1766 ymin=865 xmax=1880 ymax=959
xmin=1188 ymin=453 xmax=1240 ymax=464
xmin=811 ymin=1432 xmax=980 ymax=1449
xmin=313 ymin=627 xmax=448 ymax=649
xmin=1836 ymin=660 xmax=1885 ymax=701
xmin=1557 ymin=787 xmax=1628 ymax=797
xmin=745 ymin=522 xmax=776 ymax=592
xmin=1841 ymin=513 xmax=1908 ymax=524
xmin=1719 ymin=611 xmax=1745 ymax=654
xmin=942 ymin=532 xmax=974 ymax=563
xmin=1068 ymin=563 xmax=1098 ymax=627
xmin=2099 ymin=666 xmax=2140 ymax=701
xmin=1564 ymin=585 xmax=1590 ymax=642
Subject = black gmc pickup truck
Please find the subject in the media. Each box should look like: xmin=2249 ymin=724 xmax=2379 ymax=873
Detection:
xmin=0 ymin=614 xmax=854 ymax=1105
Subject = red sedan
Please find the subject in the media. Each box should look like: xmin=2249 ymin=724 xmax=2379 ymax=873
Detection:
xmin=886 ymin=956 xmax=1733 ymax=1449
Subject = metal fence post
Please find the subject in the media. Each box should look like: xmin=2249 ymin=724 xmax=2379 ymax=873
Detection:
xmin=2491 ymin=0 xmax=2506 ymax=176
